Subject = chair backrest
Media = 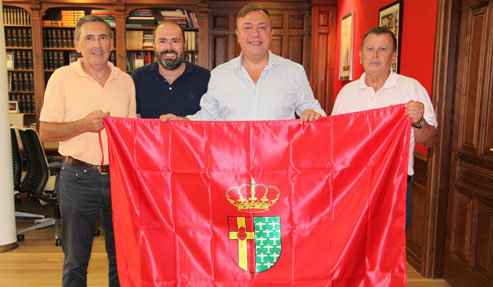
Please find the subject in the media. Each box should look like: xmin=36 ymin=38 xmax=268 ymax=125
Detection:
xmin=11 ymin=127 xmax=23 ymax=191
xmin=18 ymin=128 xmax=55 ymax=203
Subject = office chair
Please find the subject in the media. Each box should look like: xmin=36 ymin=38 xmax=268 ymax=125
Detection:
xmin=17 ymin=128 xmax=62 ymax=246
xmin=11 ymin=127 xmax=45 ymax=220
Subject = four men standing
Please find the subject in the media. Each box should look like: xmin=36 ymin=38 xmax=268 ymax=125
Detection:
xmin=36 ymin=4 xmax=436 ymax=285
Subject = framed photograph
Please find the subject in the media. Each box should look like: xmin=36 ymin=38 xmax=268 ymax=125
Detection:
xmin=9 ymin=101 xmax=19 ymax=113
xmin=6 ymin=52 xmax=14 ymax=70
xmin=339 ymin=12 xmax=354 ymax=81
xmin=379 ymin=0 xmax=402 ymax=73
xmin=69 ymin=53 xmax=82 ymax=64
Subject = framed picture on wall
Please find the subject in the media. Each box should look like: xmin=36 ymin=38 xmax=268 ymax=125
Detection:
xmin=9 ymin=101 xmax=19 ymax=113
xmin=339 ymin=12 xmax=354 ymax=81
xmin=379 ymin=0 xmax=402 ymax=73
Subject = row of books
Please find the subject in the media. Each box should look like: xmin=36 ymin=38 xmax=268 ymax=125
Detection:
xmin=8 ymin=72 xmax=34 ymax=92
xmin=3 ymin=7 xmax=30 ymax=25
xmin=184 ymin=31 xmax=197 ymax=51
xmin=6 ymin=51 xmax=33 ymax=70
xmin=43 ymin=52 xmax=115 ymax=70
xmin=127 ymin=9 xmax=155 ymax=27
xmin=44 ymin=51 xmax=69 ymax=70
xmin=126 ymin=9 xmax=198 ymax=28
xmin=5 ymin=28 xmax=32 ymax=47
xmin=43 ymin=29 xmax=75 ymax=48
xmin=9 ymin=94 xmax=35 ymax=114
xmin=127 ymin=52 xmax=155 ymax=71
xmin=126 ymin=30 xmax=153 ymax=50
xmin=160 ymin=10 xmax=198 ymax=28
xmin=91 ymin=9 xmax=116 ymax=28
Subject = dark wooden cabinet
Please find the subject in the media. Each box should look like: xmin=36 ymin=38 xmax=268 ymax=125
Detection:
xmin=310 ymin=1 xmax=336 ymax=114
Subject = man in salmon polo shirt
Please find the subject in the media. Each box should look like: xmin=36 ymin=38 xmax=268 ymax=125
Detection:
xmin=332 ymin=26 xmax=437 ymax=231
xmin=39 ymin=15 xmax=136 ymax=287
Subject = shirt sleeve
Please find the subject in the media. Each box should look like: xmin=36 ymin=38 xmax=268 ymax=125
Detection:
xmin=39 ymin=69 xmax=65 ymax=123
xmin=187 ymin=70 xmax=221 ymax=121
xmin=331 ymin=87 xmax=348 ymax=116
xmin=127 ymin=78 xmax=137 ymax=119
xmin=294 ymin=65 xmax=326 ymax=117
xmin=414 ymin=81 xmax=438 ymax=128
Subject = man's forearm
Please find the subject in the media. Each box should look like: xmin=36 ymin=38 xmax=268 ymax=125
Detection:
xmin=414 ymin=124 xmax=436 ymax=147
xmin=39 ymin=121 xmax=86 ymax=143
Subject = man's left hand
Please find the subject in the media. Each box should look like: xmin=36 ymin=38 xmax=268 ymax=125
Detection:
xmin=299 ymin=109 xmax=322 ymax=124
xmin=405 ymin=100 xmax=425 ymax=124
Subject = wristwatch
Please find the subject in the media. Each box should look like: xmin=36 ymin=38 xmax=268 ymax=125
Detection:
xmin=412 ymin=117 xmax=426 ymax=129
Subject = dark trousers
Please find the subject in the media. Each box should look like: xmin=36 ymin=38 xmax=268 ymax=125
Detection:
xmin=58 ymin=161 xmax=119 ymax=287
xmin=406 ymin=176 xmax=413 ymax=231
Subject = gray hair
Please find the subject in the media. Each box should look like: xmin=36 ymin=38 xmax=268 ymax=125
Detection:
xmin=361 ymin=26 xmax=397 ymax=52
xmin=74 ymin=15 xmax=113 ymax=40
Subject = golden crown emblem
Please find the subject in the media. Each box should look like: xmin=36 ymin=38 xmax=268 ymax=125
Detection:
xmin=226 ymin=178 xmax=280 ymax=213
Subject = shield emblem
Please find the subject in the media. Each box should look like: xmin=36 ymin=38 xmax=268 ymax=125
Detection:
xmin=228 ymin=216 xmax=281 ymax=272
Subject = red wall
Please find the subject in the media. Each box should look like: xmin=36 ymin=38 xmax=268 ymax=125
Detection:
xmin=334 ymin=0 xmax=438 ymax=152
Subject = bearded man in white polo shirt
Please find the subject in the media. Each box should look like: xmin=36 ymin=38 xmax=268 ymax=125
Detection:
xmin=331 ymin=26 xmax=437 ymax=230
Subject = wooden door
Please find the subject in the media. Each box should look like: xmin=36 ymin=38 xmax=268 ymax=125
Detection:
xmin=444 ymin=0 xmax=493 ymax=286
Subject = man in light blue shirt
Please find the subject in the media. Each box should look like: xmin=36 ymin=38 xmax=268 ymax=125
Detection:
xmin=161 ymin=4 xmax=325 ymax=124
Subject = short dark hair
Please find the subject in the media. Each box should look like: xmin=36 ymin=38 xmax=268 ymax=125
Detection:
xmin=75 ymin=15 xmax=113 ymax=40
xmin=153 ymin=20 xmax=185 ymax=43
xmin=361 ymin=26 xmax=397 ymax=52
xmin=236 ymin=4 xmax=271 ymax=27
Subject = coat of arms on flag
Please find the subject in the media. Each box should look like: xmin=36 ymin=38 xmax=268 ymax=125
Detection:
xmin=226 ymin=178 xmax=281 ymax=272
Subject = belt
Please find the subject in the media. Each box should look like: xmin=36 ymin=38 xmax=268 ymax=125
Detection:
xmin=64 ymin=156 xmax=109 ymax=174
xmin=407 ymin=175 xmax=413 ymax=182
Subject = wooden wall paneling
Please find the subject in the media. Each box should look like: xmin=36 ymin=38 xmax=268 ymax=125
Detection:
xmin=421 ymin=0 xmax=462 ymax=278
xmin=406 ymin=152 xmax=428 ymax=269
xmin=209 ymin=11 xmax=234 ymax=68
xmin=208 ymin=1 xmax=312 ymax=70
xmin=197 ymin=2 xmax=210 ymax=68
xmin=29 ymin=3 xmax=44 ymax=127
xmin=114 ymin=3 xmax=127 ymax=72
xmin=444 ymin=0 xmax=493 ymax=285
xmin=310 ymin=3 xmax=336 ymax=115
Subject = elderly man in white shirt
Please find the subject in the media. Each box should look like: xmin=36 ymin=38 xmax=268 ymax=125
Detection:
xmin=161 ymin=4 xmax=325 ymax=124
xmin=332 ymin=26 xmax=438 ymax=230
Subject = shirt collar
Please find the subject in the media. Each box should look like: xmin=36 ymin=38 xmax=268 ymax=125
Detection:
xmin=234 ymin=50 xmax=281 ymax=71
xmin=359 ymin=69 xmax=397 ymax=90
xmin=72 ymin=58 xmax=118 ymax=81
xmin=150 ymin=61 xmax=193 ymax=79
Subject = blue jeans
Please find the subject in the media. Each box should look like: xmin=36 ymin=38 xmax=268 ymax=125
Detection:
xmin=58 ymin=161 xmax=119 ymax=287
xmin=406 ymin=176 xmax=412 ymax=231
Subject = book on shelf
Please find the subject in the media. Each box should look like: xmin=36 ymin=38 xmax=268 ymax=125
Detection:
xmin=127 ymin=51 xmax=154 ymax=71
xmin=3 ymin=7 xmax=31 ymax=25
xmin=90 ymin=9 xmax=116 ymax=27
xmin=126 ymin=30 xmax=144 ymax=49
xmin=6 ymin=52 xmax=14 ymax=70
xmin=184 ymin=31 xmax=197 ymax=50
xmin=8 ymin=73 xmax=12 ymax=92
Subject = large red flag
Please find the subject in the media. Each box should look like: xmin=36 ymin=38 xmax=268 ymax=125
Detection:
xmin=105 ymin=105 xmax=410 ymax=287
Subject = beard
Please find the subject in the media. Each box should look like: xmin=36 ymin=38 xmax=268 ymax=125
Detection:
xmin=156 ymin=49 xmax=184 ymax=70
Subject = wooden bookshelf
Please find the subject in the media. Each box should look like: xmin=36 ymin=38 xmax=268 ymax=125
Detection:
xmin=4 ymin=5 xmax=35 ymax=115
xmin=3 ymin=0 xmax=336 ymax=125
